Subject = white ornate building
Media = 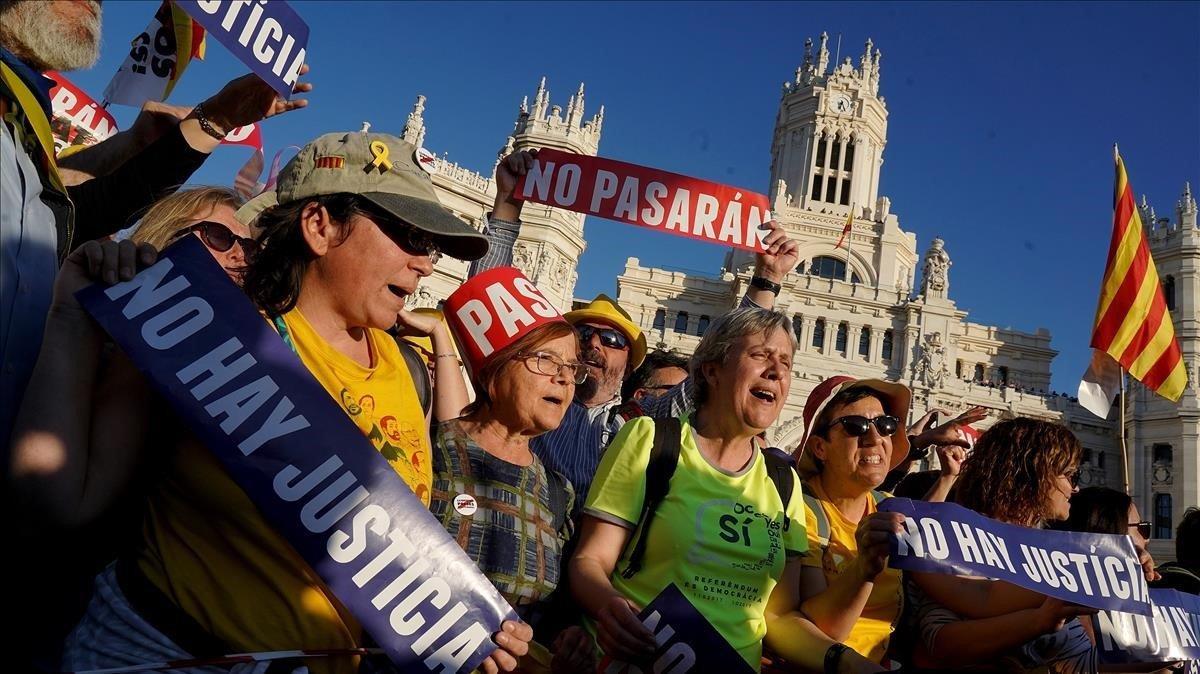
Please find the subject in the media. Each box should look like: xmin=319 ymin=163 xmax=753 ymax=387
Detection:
xmin=404 ymin=38 xmax=1195 ymax=560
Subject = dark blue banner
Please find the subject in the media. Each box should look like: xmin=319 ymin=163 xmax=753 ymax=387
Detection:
xmin=77 ymin=237 xmax=515 ymax=673
xmin=177 ymin=0 xmax=308 ymax=98
xmin=878 ymin=498 xmax=1153 ymax=616
xmin=600 ymin=584 xmax=753 ymax=674
xmin=1092 ymin=587 xmax=1200 ymax=666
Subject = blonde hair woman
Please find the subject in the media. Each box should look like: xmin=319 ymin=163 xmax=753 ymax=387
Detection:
xmin=129 ymin=187 xmax=255 ymax=281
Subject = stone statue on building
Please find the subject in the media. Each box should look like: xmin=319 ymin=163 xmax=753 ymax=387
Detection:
xmin=921 ymin=237 xmax=952 ymax=299
xmin=914 ymin=331 xmax=948 ymax=388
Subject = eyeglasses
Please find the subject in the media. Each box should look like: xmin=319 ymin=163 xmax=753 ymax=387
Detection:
xmin=380 ymin=218 xmax=442 ymax=264
xmin=1060 ymin=469 xmax=1081 ymax=488
xmin=518 ymin=351 xmax=589 ymax=385
xmin=823 ymin=414 xmax=900 ymax=438
xmin=1129 ymin=520 xmax=1152 ymax=539
xmin=172 ymin=221 xmax=259 ymax=259
xmin=576 ymin=324 xmax=630 ymax=350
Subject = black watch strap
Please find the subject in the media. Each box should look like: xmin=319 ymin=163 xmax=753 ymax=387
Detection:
xmin=750 ymin=275 xmax=782 ymax=295
xmin=823 ymin=643 xmax=850 ymax=674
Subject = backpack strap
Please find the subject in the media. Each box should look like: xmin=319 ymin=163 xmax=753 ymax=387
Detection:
xmin=621 ymin=416 xmax=682 ymax=579
xmin=761 ymin=448 xmax=795 ymax=528
xmin=394 ymin=338 xmax=432 ymax=418
xmin=800 ymin=481 xmax=832 ymax=549
xmin=545 ymin=468 xmax=571 ymax=537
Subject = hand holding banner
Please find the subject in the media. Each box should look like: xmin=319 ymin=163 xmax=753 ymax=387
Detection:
xmin=46 ymin=71 xmax=118 ymax=154
xmin=514 ymin=148 xmax=773 ymax=252
xmin=175 ymin=0 xmax=309 ymax=99
xmin=76 ymin=238 xmax=517 ymax=673
xmin=599 ymin=584 xmax=753 ymax=674
xmin=879 ymin=498 xmax=1153 ymax=615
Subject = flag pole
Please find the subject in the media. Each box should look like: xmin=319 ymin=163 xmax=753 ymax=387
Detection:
xmin=844 ymin=206 xmax=854 ymax=284
xmin=1120 ymin=367 xmax=1130 ymax=495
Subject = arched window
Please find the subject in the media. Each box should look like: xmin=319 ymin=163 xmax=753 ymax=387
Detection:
xmin=1163 ymin=275 xmax=1176 ymax=312
xmin=807 ymin=256 xmax=862 ymax=283
xmin=696 ymin=315 xmax=710 ymax=336
xmin=674 ymin=311 xmax=689 ymax=333
xmin=652 ymin=309 xmax=666 ymax=331
xmin=812 ymin=318 xmax=826 ymax=349
xmin=1154 ymin=494 xmax=1172 ymax=539
xmin=835 ymin=322 xmax=848 ymax=352
xmin=882 ymin=329 xmax=893 ymax=362
xmin=974 ymin=363 xmax=985 ymax=382
xmin=859 ymin=326 xmax=871 ymax=357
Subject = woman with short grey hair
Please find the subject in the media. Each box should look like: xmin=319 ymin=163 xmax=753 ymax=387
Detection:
xmin=569 ymin=307 xmax=886 ymax=673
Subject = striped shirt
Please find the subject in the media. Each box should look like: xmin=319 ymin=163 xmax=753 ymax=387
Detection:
xmin=468 ymin=214 xmax=521 ymax=276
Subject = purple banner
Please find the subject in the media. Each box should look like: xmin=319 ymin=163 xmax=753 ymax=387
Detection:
xmin=599 ymin=584 xmax=753 ymax=674
xmin=1092 ymin=587 xmax=1200 ymax=666
xmin=878 ymin=498 xmax=1152 ymax=616
xmin=176 ymin=0 xmax=308 ymax=98
xmin=77 ymin=237 xmax=515 ymax=673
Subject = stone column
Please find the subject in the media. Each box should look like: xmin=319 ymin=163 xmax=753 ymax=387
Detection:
xmin=869 ymin=326 xmax=884 ymax=363
xmin=822 ymin=321 xmax=835 ymax=354
xmin=847 ymin=324 xmax=863 ymax=361
xmin=800 ymin=317 xmax=816 ymax=353
xmin=834 ymin=136 xmax=850 ymax=204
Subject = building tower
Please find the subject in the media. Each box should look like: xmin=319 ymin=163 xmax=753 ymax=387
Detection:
xmin=725 ymin=33 xmax=916 ymax=294
xmin=1128 ymin=182 xmax=1200 ymax=547
xmin=504 ymin=78 xmax=605 ymax=310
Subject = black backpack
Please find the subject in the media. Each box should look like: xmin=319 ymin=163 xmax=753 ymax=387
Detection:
xmin=620 ymin=417 xmax=796 ymax=579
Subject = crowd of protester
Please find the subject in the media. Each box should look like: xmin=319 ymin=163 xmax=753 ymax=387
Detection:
xmin=3 ymin=3 xmax=1198 ymax=674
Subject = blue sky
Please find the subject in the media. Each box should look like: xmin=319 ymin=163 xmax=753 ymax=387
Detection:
xmin=71 ymin=1 xmax=1199 ymax=393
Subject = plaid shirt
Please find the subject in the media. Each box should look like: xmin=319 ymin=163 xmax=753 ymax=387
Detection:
xmin=430 ymin=420 xmax=574 ymax=608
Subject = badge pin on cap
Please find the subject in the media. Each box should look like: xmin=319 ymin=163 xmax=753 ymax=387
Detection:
xmin=415 ymin=147 xmax=436 ymax=175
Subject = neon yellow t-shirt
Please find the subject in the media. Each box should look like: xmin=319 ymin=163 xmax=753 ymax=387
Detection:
xmin=135 ymin=308 xmax=432 ymax=673
xmin=801 ymin=479 xmax=902 ymax=664
xmin=583 ymin=415 xmax=808 ymax=670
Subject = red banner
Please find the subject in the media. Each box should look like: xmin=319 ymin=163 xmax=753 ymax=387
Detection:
xmin=46 ymin=71 xmax=118 ymax=154
xmin=514 ymin=148 xmax=772 ymax=252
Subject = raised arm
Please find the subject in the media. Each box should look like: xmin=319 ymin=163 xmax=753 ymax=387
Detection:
xmin=469 ymin=150 xmax=538 ymax=276
xmin=9 ymin=240 xmax=157 ymax=528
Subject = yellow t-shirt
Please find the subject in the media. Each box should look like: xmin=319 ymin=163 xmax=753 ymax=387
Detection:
xmin=135 ymin=308 xmax=432 ymax=673
xmin=800 ymin=479 xmax=902 ymax=664
xmin=583 ymin=415 xmax=808 ymax=671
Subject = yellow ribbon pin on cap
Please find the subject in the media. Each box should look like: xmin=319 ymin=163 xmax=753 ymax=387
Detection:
xmin=367 ymin=140 xmax=392 ymax=173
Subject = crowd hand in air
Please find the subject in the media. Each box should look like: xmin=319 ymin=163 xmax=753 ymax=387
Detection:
xmin=492 ymin=148 xmax=539 ymax=222
xmin=913 ymin=405 xmax=987 ymax=449
xmin=754 ymin=220 xmax=800 ymax=283
xmin=855 ymin=511 xmax=906 ymax=579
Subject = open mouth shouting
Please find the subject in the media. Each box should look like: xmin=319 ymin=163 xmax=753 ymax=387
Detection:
xmin=858 ymin=454 xmax=885 ymax=467
xmin=387 ymin=284 xmax=412 ymax=300
xmin=750 ymin=387 xmax=778 ymax=403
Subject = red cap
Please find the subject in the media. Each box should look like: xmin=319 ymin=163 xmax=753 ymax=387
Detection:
xmin=795 ymin=376 xmax=912 ymax=478
xmin=443 ymin=266 xmax=566 ymax=375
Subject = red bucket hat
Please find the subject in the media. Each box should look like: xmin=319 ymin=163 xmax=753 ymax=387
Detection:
xmin=795 ymin=376 xmax=912 ymax=478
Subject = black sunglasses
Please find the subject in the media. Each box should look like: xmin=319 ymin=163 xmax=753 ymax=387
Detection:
xmin=376 ymin=217 xmax=442 ymax=264
xmin=577 ymin=324 xmax=630 ymax=350
xmin=824 ymin=414 xmax=900 ymax=438
xmin=172 ymin=220 xmax=259 ymax=259
xmin=1130 ymin=520 xmax=1152 ymax=539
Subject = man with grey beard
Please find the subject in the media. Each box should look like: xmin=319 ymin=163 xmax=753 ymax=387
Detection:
xmin=0 ymin=0 xmax=311 ymax=457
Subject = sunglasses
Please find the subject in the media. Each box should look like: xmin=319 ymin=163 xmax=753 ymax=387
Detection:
xmin=577 ymin=324 xmax=630 ymax=350
xmin=824 ymin=414 xmax=900 ymax=438
xmin=172 ymin=221 xmax=259 ymax=259
xmin=1060 ymin=469 xmax=1081 ymax=489
xmin=519 ymin=351 xmax=589 ymax=385
xmin=379 ymin=218 xmax=442 ymax=264
xmin=1129 ymin=520 xmax=1152 ymax=539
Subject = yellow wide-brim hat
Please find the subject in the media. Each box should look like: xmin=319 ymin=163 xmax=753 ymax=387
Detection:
xmin=564 ymin=293 xmax=647 ymax=370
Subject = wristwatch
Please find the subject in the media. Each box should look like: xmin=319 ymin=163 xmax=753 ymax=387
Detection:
xmin=823 ymin=643 xmax=850 ymax=674
xmin=749 ymin=275 xmax=782 ymax=295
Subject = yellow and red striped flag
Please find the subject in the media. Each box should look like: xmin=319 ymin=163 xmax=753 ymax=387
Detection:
xmin=1078 ymin=147 xmax=1186 ymax=418
xmin=834 ymin=207 xmax=853 ymax=249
